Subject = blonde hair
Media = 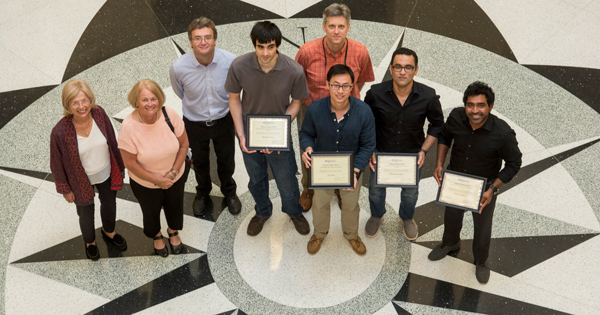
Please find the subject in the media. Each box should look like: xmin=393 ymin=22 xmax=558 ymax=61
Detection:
xmin=61 ymin=80 xmax=97 ymax=116
xmin=127 ymin=79 xmax=166 ymax=109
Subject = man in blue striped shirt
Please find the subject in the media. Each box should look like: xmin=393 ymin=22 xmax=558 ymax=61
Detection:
xmin=169 ymin=17 xmax=241 ymax=216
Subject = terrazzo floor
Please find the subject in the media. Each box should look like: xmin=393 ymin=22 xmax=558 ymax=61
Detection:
xmin=1 ymin=0 xmax=599 ymax=314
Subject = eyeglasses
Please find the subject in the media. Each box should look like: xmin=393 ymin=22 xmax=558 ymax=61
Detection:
xmin=328 ymin=82 xmax=353 ymax=91
xmin=391 ymin=64 xmax=415 ymax=72
xmin=71 ymin=99 xmax=90 ymax=107
xmin=141 ymin=97 xmax=158 ymax=104
xmin=192 ymin=36 xmax=213 ymax=43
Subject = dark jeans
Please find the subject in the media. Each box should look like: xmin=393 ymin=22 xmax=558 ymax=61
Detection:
xmin=242 ymin=148 xmax=303 ymax=219
xmin=442 ymin=194 xmax=497 ymax=263
xmin=130 ymin=165 xmax=190 ymax=238
xmin=297 ymin=102 xmax=313 ymax=194
xmin=184 ymin=113 xmax=237 ymax=197
xmin=368 ymin=168 xmax=422 ymax=220
xmin=76 ymin=177 xmax=117 ymax=244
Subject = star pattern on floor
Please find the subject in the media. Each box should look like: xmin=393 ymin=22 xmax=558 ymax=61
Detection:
xmin=1 ymin=0 xmax=600 ymax=314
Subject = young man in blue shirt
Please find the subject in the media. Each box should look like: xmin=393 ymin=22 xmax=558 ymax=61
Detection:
xmin=300 ymin=65 xmax=376 ymax=255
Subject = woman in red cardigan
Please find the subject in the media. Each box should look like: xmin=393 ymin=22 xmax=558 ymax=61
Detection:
xmin=50 ymin=80 xmax=127 ymax=260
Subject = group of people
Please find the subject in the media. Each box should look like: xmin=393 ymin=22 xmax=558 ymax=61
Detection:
xmin=50 ymin=3 xmax=522 ymax=284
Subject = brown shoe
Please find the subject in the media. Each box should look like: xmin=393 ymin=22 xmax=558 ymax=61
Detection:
xmin=335 ymin=190 xmax=342 ymax=208
xmin=247 ymin=216 xmax=268 ymax=236
xmin=299 ymin=191 xmax=313 ymax=212
xmin=402 ymin=219 xmax=418 ymax=241
xmin=291 ymin=214 xmax=310 ymax=235
xmin=348 ymin=236 xmax=366 ymax=255
xmin=365 ymin=215 xmax=383 ymax=238
xmin=307 ymin=235 xmax=324 ymax=254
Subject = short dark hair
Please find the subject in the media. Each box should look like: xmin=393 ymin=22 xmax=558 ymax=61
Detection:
xmin=187 ymin=17 xmax=217 ymax=41
xmin=463 ymin=81 xmax=495 ymax=105
xmin=327 ymin=64 xmax=355 ymax=83
xmin=390 ymin=47 xmax=418 ymax=66
xmin=250 ymin=21 xmax=282 ymax=47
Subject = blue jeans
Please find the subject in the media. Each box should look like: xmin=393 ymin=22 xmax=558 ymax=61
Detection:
xmin=242 ymin=149 xmax=303 ymax=219
xmin=368 ymin=168 xmax=422 ymax=220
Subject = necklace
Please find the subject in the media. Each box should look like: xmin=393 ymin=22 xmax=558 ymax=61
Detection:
xmin=74 ymin=117 xmax=92 ymax=136
xmin=138 ymin=111 xmax=158 ymax=124
xmin=322 ymin=37 xmax=348 ymax=69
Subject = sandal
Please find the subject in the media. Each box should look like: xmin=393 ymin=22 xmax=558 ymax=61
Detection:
xmin=153 ymin=235 xmax=168 ymax=257
xmin=168 ymin=230 xmax=185 ymax=255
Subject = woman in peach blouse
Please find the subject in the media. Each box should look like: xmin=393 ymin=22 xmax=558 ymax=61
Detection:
xmin=118 ymin=79 xmax=190 ymax=257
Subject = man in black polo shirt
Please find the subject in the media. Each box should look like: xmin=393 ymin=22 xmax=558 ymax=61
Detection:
xmin=428 ymin=81 xmax=522 ymax=284
xmin=300 ymin=65 xmax=375 ymax=255
xmin=364 ymin=48 xmax=444 ymax=240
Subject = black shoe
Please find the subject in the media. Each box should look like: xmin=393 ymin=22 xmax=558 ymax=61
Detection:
xmin=223 ymin=195 xmax=242 ymax=215
xmin=428 ymin=240 xmax=461 ymax=261
xmin=101 ymin=229 xmax=127 ymax=251
xmin=247 ymin=216 xmax=269 ymax=236
xmin=475 ymin=260 xmax=490 ymax=284
xmin=291 ymin=214 xmax=310 ymax=235
xmin=153 ymin=235 xmax=169 ymax=257
xmin=168 ymin=230 xmax=185 ymax=255
xmin=193 ymin=195 xmax=211 ymax=217
xmin=85 ymin=244 xmax=100 ymax=261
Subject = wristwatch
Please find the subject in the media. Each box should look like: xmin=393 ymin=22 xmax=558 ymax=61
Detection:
xmin=354 ymin=170 xmax=361 ymax=180
xmin=490 ymin=184 xmax=499 ymax=195
xmin=419 ymin=148 xmax=428 ymax=155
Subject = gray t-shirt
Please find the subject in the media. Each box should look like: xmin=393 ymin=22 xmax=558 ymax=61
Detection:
xmin=225 ymin=52 xmax=309 ymax=121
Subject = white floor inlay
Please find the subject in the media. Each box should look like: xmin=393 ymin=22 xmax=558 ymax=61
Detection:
xmin=233 ymin=198 xmax=386 ymax=308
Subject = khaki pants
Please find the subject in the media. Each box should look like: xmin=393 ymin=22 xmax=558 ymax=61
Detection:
xmin=312 ymin=175 xmax=363 ymax=240
xmin=297 ymin=102 xmax=313 ymax=194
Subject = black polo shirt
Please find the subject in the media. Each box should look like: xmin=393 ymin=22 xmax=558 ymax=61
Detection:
xmin=439 ymin=107 xmax=522 ymax=183
xmin=364 ymin=80 xmax=444 ymax=153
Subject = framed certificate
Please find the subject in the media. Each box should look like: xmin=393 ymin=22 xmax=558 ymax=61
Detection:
xmin=308 ymin=152 xmax=354 ymax=189
xmin=246 ymin=115 xmax=291 ymax=151
xmin=374 ymin=153 xmax=419 ymax=187
xmin=436 ymin=170 xmax=487 ymax=212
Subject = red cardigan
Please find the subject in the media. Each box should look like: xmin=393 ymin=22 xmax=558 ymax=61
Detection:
xmin=50 ymin=106 xmax=125 ymax=206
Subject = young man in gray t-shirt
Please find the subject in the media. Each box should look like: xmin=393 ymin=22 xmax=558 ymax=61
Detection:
xmin=226 ymin=21 xmax=310 ymax=237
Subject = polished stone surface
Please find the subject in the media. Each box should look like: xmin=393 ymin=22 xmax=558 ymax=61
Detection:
xmin=1 ymin=0 xmax=600 ymax=314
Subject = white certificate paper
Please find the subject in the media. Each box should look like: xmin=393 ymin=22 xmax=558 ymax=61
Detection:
xmin=248 ymin=117 xmax=288 ymax=149
xmin=438 ymin=172 xmax=485 ymax=212
xmin=311 ymin=155 xmax=350 ymax=185
xmin=377 ymin=155 xmax=417 ymax=186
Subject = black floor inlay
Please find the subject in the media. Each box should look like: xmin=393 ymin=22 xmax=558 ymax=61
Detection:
xmin=0 ymin=85 xmax=58 ymax=130
xmin=416 ymin=233 xmax=599 ymax=277
xmin=413 ymin=201 xmax=446 ymax=237
xmin=171 ymin=38 xmax=186 ymax=56
xmin=394 ymin=273 xmax=570 ymax=315
xmin=86 ymin=255 xmax=214 ymax=315
xmin=215 ymin=310 xmax=236 ymax=315
xmin=62 ymin=0 xmax=171 ymax=81
xmin=503 ymin=137 xmax=600 ymax=193
xmin=0 ymin=166 xmax=52 ymax=180
xmin=12 ymin=220 xmax=203 ymax=264
xmin=392 ymin=302 xmax=412 ymax=314
xmin=147 ymin=0 xmax=281 ymax=36
xmin=524 ymin=65 xmax=600 ymax=114
xmin=293 ymin=0 xmax=516 ymax=61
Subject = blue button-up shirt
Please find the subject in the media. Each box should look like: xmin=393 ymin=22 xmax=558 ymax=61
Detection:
xmin=169 ymin=48 xmax=235 ymax=121
xmin=299 ymin=96 xmax=376 ymax=171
